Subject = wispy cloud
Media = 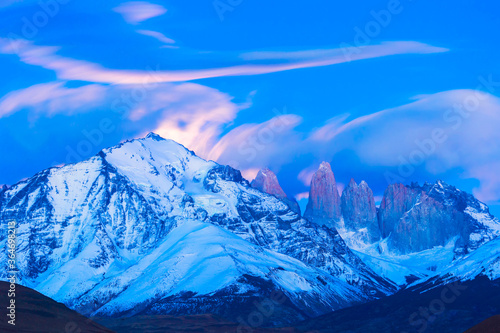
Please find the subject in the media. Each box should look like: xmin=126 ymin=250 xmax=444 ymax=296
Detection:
xmin=297 ymin=167 xmax=317 ymax=186
xmin=137 ymin=29 xmax=176 ymax=44
xmin=207 ymin=114 xmax=303 ymax=170
xmin=295 ymin=192 xmax=309 ymax=201
xmin=201 ymin=89 xmax=500 ymax=204
xmin=0 ymin=38 xmax=448 ymax=84
xmin=307 ymin=89 xmax=500 ymax=203
xmin=0 ymin=82 xmax=106 ymax=118
xmin=148 ymin=83 xmax=244 ymax=157
xmin=5 ymin=78 xmax=500 ymax=205
xmin=241 ymin=168 xmax=260 ymax=181
xmin=0 ymin=81 xmax=245 ymax=159
xmin=113 ymin=1 xmax=167 ymax=24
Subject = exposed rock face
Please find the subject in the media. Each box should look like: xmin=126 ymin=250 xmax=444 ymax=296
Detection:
xmin=251 ymin=168 xmax=286 ymax=198
xmin=251 ymin=168 xmax=301 ymax=215
xmin=0 ymin=134 xmax=395 ymax=324
xmin=388 ymin=191 xmax=468 ymax=253
xmin=377 ymin=183 xmax=421 ymax=238
xmin=378 ymin=181 xmax=499 ymax=254
xmin=341 ymin=179 xmax=380 ymax=243
xmin=304 ymin=162 xmax=341 ymax=228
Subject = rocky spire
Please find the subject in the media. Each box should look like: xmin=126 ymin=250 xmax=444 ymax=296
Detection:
xmin=251 ymin=168 xmax=301 ymax=215
xmin=251 ymin=168 xmax=287 ymax=198
xmin=341 ymin=179 xmax=380 ymax=243
xmin=303 ymin=162 xmax=341 ymax=228
xmin=377 ymin=183 xmax=421 ymax=238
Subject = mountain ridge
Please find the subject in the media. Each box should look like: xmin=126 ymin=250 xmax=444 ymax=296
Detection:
xmin=1 ymin=133 xmax=499 ymax=325
xmin=0 ymin=133 xmax=394 ymax=325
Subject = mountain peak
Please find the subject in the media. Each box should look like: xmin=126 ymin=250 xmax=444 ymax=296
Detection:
xmin=145 ymin=132 xmax=166 ymax=141
xmin=251 ymin=168 xmax=301 ymax=214
xmin=304 ymin=161 xmax=341 ymax=227
xmin=319 ymin=161 xmax=332 ymax=171
xmin=251 ymin=168 xmax=286 ymax=199
xmin=341 ymin=179 xmax=380 ymax=243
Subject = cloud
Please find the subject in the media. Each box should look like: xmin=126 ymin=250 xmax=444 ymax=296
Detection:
xmin=146 ymin=83 xmax=244 ymax=157
xmin=137 ymin=30 xmax=176 ymax=44
xmin=308 ymin=89 xmax=500 ymax=203
xmin=0 ymin=82 xmax=106 ymax=118
xmin=207 ymin=113 xmax=303 ymax=170
xmin=295 ymin=192 xmax=309 ymax=201
xmin=192 ymin=88 xmax=500 ymax=205
xmin=4 ymin=79 xmax=500 ymax=205
xmin=297 ymin=167 xmax=316 ymax=186
xmin=0 ymin=81 xmax=244 ymax=158
xmin=113 ymin=1 xmax=167 ymax=24
xmin=241 ymin=168 xmax=260 ymax=181
xmin=0 ymin=38 xmax=448 ymax=84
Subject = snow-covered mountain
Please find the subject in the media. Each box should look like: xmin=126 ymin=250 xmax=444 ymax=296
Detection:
xmin=2 ymin=133 xmax=498 ymax=324
xmin=299 ymin=162 xmax=500 ymax=287
xmin=0 ymin=133 xmax=394 ymax=324
xmin=340 ymin=180 xmax=500 ymax=285
xmin=411 ymin=235 xmax=500 ymax=293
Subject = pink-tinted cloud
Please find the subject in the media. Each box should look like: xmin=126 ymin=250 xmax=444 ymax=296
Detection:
xmin=308 ymin=89 xmax=500 ymax=203
xmin=137 ymin=30 xmax=175 ymax=44
xmin=113 ymin=2 xmax=167 ymax=24
xmin=0 ymin=81 xmax=245 ymax=158
xmin=148 ymin=83 xmax=244 ymax=157
xmin=241 ymin=168 xmax=260 ymax=181
xmin=468 ymin=162 xmax=500 ymax=202
xmin=207 ymin=113 xmax=303 ymax=170
xmin=295 ymin=192 xmax=309 ymax=200
xmin=297 ymin=167 xmax=316 ymax=186
xmin=0 ymin=38 xmax=448 ymax=84
xmin=0 ymin=82 xmax=106 ymax=118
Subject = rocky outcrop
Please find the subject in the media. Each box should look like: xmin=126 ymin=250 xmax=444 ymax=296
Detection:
xmin=341 ymin=179 xmax=380 ymax=243
xmin=0 ymin=134 xmax=395 ymax=323
xmin=378 ymin=181 xmax=499 ymax=254
xmin=251 ymin=168 xmax=301 ymax=215
xmin=388 ymin=191 xmax=468 ymax=253
xmin=377 ymin=183 xmax=421 ymax=238
xmin=303 ymin=162 xmax=341 ymax=228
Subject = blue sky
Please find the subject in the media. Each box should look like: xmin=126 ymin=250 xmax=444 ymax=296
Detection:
xmin=1 ymin=0 xmax=500 ymax=215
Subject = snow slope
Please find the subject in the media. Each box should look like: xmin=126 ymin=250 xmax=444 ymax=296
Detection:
xmin=338 ymin=180 xmax=500 ymax=286
xmin=0 ymin=133 xmax=394 ymax=324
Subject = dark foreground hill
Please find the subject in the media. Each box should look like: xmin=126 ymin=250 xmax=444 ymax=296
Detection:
xmin=1 ymin=278 xmax=498 ymax=333
xmin=0 ymin=281 xmax=114 ymax=333
xmin=464 ymin=315 xmax=500 ymax=333
xmin=294 ymin=276 xmax=500 ymax=333
xmin=95 ymin=315 xmax=299 ymax=333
